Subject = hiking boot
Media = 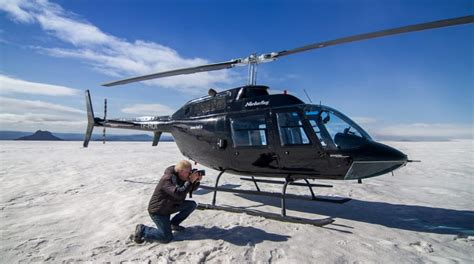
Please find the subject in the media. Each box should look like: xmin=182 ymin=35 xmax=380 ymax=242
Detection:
xmin=171 ymin=224 xmax=185 ymax=231
xmin=133 ymin=224 xmax=144 ymax=244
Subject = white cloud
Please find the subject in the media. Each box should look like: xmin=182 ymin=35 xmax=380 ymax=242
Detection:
xmin=374 ymin=123 xmax=473 ymax=140
xmin=0 ymin=96 xmax=86 ymax=132
xmin=0 ymin=0 xmax=34 ymax=23
xmin=0 ymin=0 xmax=234 ymax=93
xmin=0 ymin=113 xmax=85 ymax=123
xmin=353 ymin=117 xmax=377 ymax=125
xmin=0 ymin=74 xmax=79 ymax=96
xmin=0 ymin=112 xmax=87 ymax=133
xmin=122 ymin=104 xmax=174 ymax=116
xmin=0 ymin=96 xmax=84 ymax=115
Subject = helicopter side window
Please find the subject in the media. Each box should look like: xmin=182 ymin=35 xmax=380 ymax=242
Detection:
xmin=276 ymin=112 xmax=310 ymax=145
xmin=212 ymin=97 xmax=226 ymax=111
xmin=308 ymin=119 xmax=327 ymax=147
xmin=236 ymin=87 xmax=269 ymax=100
xmin=196 ymin=100 xmax=212 ymax=114
xmin=305 ymin=110 xmax=337 ymax=149
xmin=230 ymin=115 xmax=268 ymax=147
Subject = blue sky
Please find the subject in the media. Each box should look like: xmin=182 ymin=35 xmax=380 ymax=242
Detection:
xmin=0 ymin=0 xmax=472 ymax=139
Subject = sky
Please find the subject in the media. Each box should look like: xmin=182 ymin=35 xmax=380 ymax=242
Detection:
xmin=0 ymin=0 xmax=472 ymax=139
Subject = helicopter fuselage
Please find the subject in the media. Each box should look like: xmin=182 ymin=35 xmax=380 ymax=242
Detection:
xmin=85 ymin=85 xmax=407 ymax=180
xmin=152 ymin=85 xmax=407 ymax=180
xmin=84 ymin=85 xmax=408 ymax=180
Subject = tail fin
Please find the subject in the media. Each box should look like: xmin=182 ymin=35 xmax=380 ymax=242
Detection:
xmin=83 ymin=90 xmax=96 ymax=147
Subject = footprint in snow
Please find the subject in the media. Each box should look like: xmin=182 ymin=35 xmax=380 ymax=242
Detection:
xmin=409 ymin=241 xmax=434 ymax=253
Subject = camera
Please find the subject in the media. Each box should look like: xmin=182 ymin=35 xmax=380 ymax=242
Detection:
xmin=191 ymin=168 xmax=206 ymax=176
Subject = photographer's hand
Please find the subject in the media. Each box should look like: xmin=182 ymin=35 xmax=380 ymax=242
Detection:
xmin=189 ymin=171 xmax=200 ymax=183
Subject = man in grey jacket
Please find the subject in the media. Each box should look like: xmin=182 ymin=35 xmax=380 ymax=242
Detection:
xmin=133 ymin=160 xmax=201 ymax=244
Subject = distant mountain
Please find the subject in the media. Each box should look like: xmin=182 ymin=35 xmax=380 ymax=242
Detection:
xmin=0 ymin=130 xmax=174 ymax=142
xmin=16 ymin=130 xmax=62 ymax=141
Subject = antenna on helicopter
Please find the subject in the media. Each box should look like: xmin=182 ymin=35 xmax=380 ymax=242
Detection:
xmin=103 ymin=98 xmax=107 ymax=144
xmin=303 ymin=89 xmax=313 ymax=103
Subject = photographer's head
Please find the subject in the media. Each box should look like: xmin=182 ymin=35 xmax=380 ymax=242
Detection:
xmin=175 ymin=160 xmax=192 ymax=181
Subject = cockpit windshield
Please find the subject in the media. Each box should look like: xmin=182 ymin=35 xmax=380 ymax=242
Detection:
xmin=305 ymin=106 xmax=372 ymax=149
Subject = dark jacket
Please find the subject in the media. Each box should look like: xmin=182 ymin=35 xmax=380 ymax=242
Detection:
xmin=148 ymin=165 xmax=199 ymax=215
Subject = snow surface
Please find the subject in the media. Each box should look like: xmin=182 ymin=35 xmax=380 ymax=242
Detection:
xmin=0 ymin=140 xmax=473 ymax=263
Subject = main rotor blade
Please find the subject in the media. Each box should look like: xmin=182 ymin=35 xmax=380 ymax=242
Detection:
xmin=102 ymin=59 xmax=241 ymax=87
xmin=275 ymin=15 xmax=474 ymax=58
xmin=102 ymin=15 xmax=472 ymax=87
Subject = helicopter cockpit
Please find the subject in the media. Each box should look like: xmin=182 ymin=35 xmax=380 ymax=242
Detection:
xmin=304 ymin=106 xmax=372 ymax=150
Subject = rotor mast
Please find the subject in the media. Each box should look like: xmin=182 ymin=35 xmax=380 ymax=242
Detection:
xmin=247 ymin=53 xmax=258 ymax=85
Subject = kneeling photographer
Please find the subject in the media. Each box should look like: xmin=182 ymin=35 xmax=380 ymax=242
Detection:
xmin=133 ymin=160 xmax=203 ymax=244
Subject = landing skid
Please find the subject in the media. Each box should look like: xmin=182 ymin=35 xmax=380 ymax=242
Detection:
xmin=197 ymin=170 xmax=351 ymax=226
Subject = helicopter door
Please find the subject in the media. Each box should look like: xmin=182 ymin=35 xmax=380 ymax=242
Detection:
xmin=271 ymin=111 xmax=328 ymax=176
xmin=229 ymin=113 xmax=278 ymax=173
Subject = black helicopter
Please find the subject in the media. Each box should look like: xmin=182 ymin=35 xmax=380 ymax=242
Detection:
xmin=84 ymin=16 xmax=473 ymax=225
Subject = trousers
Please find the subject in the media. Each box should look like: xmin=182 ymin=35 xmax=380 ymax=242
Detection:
xmin=141 ymin=200 xmax=197 ymax=243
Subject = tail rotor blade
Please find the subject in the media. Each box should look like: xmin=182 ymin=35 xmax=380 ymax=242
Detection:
xmin=103 ymin=98 xmax=107 ymax=144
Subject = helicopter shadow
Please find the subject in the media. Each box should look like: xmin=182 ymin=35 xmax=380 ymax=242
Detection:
xmin=234 ymin=194 xmax=474 ymax=235
xmin=173 ymin=225 xmax=290 ymax=245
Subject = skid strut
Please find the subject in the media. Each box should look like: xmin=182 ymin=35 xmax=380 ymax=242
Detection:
xmin=251 ymin=175 xmax=261 ymax=192
xmin=212 ymin=170 xmax=226 ymax=206
xmin=281 ymin=176 xmax=293 ymax=216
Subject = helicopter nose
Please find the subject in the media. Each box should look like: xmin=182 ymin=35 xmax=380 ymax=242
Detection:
xmin=344 ymin=141 xmax=408 ymax=180
xmin=362 ymin=141 xmax=407 ymax=162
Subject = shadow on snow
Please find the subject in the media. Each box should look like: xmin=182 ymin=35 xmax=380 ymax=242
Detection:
xmin=230 ymin=193 xmax=474 ymax=235
xmin=173 ymin=225 xmax=290 ymax=245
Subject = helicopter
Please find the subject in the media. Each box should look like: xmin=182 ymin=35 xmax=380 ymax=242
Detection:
xmin=83 ymin=15 xmax=473 ymax=226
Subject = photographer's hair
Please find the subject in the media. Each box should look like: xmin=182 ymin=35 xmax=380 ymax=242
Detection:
xmin=175 ymin=160 xmax=192 ymax=172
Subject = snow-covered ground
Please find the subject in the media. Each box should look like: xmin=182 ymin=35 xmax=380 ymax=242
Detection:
xmin=0 ymin=140 xmax=473 ymax=263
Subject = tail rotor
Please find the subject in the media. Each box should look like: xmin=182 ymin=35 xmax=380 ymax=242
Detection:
xmin=103 ymin=98 xmax=107 ymax=144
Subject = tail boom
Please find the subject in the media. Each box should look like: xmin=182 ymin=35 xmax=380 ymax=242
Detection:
xmin=83 ymin=90 xmax=171 ymax=147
